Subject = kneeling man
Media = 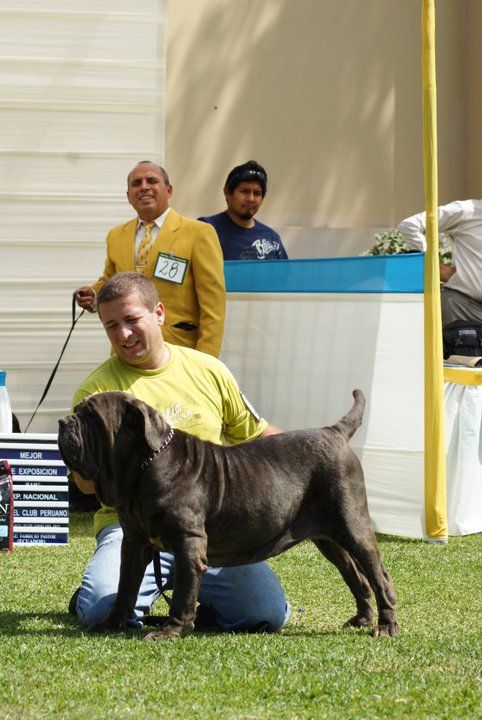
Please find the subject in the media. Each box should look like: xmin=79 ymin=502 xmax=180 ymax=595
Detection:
xmin=68 ymin=272 xmax=290 ymax=632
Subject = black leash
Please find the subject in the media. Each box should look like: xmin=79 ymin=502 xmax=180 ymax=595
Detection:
xmin=142 ymin=550 xmax=172 ymax=627
xmin=25 ymin=295 xmax=85 ymax=432
xmin=153 ymin=550 xmax=172 ymax=607
xmin=146 ymin=551 xmax=217 ymax=630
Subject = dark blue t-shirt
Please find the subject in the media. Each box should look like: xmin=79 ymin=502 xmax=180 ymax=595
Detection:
xmin=199 ymin=212 xmax=288 ymax=260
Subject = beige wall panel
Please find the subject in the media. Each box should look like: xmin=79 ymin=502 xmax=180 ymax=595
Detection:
xmin=467 ymin=0 xmax=482 ymax=194
xmin=433 ymin=1 xmax=466 ymax=205
xmin=166 ymin=0 xmax=473 ymax=232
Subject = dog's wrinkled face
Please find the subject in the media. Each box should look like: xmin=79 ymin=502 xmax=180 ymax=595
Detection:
xmin=58 ymin=402 xmax=103 ymax=481
xmin=58 ymin=391 xmax=170 ymax=506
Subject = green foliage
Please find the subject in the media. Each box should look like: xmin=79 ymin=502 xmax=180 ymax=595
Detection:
xmin=364 ymin=228 xmax=453 ymax=265
xmin=0 ymin=514 xmax=480 ymax=719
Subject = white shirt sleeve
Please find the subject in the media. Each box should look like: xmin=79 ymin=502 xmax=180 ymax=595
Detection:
xmin=397 ymin=200 xmax=468 ymax=252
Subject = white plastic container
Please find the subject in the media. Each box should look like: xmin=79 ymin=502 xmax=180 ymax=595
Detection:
xmin=0 ymin=370 xmax=13 ymax=433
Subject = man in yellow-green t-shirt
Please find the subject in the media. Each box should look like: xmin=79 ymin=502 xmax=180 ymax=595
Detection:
xmin=68 ymin=272 xmax=290 ymax=633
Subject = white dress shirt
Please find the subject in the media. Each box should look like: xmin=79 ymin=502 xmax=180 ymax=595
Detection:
xmin=398 ymin=199 xmax=482 ymax=301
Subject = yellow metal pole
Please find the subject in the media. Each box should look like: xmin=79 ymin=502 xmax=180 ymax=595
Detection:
xmin=422 ymin=0 xmax=447 ymax=540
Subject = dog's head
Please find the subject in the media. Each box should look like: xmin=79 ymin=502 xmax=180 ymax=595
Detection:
xmin=58 ymin=391 xmax=171 ymax=506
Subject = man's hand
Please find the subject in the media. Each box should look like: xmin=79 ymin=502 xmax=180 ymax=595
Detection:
xmin=440 ymin=263 xmax=456 ymax=283
xmin=74 ymin=286 xmax=96 ymax=312
xmin=260 ymin=424 xmax=283 ymax=437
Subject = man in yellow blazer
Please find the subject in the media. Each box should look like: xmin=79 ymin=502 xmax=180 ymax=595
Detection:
xmin=75 ymin=161 xmax=226 ymax=357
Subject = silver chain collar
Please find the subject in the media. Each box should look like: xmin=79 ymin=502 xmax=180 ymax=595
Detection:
xmin=140 ymin=428 xmax=174 ymax=472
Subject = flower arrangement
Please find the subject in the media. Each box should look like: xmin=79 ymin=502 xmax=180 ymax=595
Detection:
xmin=439 ymin=234 xmax=453 ymax=266
xmin=364 ymin=228 xmax=453 ymax=265
xmin=364 ymin=229 xmax=409 ymax=256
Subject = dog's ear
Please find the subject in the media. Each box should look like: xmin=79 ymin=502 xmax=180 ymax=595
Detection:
xmin=126 ymin=397 xmax=169 ymax=451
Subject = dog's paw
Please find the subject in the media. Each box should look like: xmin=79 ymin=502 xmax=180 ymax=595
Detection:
xmin=372 ymin=622 xmax=399 ymax=637
xmin=142 ymin=627 xmax=183 ymax=641
xmin=143 ymin=617 xmax=194 ymax=641
xmin=343 ymin=614 xmax=373 ymax=629
xmin=86 ymin=618 xmax=125 ymax=635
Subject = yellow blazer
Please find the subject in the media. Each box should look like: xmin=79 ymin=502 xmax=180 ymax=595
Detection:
xmin=92 ymin=209 xmax=226 ymax=357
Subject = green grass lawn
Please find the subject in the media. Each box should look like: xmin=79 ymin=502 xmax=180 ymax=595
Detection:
xmin=1 ymin=513 xmax=480 ymax=720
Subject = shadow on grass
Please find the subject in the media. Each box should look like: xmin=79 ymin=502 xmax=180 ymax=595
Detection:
xmin=375 ymin=534 xmax=429 ymax=545
xmin=0 ymin=611 xmax=142 ymax=639
xmin=0 ymin=610 xmax=373 ymax=640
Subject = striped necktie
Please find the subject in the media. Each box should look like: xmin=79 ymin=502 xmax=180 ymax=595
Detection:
xmin=136 ymin=221 xmax=155 ymax=271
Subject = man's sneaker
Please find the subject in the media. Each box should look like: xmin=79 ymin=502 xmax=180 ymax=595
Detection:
xmin=68 ymin=587 xmax=80 ymax=615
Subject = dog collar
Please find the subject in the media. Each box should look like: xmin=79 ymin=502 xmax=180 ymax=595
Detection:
xmin=140 ymin=428 xmax=174 ymax=472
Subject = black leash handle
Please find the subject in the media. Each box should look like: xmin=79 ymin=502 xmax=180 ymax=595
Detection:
xmin=143 ymin=551 xmax=172 ymax=626
xmin=153 ymin=550 xmax=172 ymax=607
xmin=25 ymin=295 xmax=85 ymax=432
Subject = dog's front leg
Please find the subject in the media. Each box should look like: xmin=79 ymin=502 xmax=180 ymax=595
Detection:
xmin=88 ymin=534 xmax=152 ymax=634
xmin=144 ymin=533 xmax=208 ymax=641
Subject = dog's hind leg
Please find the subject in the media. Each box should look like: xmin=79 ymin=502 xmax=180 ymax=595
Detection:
xmin=313 ymin=538 xmax=375 ymax=628
xmin=357 ymin=554 xmax=398 ymax=637
xmin=330 ymin=531 xmax=399 ymax=637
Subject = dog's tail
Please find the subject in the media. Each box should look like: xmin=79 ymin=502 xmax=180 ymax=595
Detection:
xmin=331 ymin=389 xmax=366 ymax=441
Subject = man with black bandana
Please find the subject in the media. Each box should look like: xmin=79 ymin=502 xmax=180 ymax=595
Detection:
xmin=199 ymin=160 xmax=288 ymax=261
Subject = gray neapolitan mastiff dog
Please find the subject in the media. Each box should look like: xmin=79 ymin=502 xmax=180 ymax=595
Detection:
xmin=58 ymin=390 xmax=398 ymax=640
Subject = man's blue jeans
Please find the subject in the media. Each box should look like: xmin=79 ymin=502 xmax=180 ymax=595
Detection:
xmin=75 ymin=524 xmax=290 ymax=632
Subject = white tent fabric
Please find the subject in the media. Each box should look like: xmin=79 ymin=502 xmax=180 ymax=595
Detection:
xmin=0 ymin=2 xmax=167 ymax=431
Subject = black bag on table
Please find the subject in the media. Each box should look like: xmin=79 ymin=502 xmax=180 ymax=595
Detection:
xmin=443 ymin=320 xmax=482 ymax=360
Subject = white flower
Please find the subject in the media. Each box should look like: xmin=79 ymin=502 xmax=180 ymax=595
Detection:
xmin=364 ymin=229 xmax=453 ymax=265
